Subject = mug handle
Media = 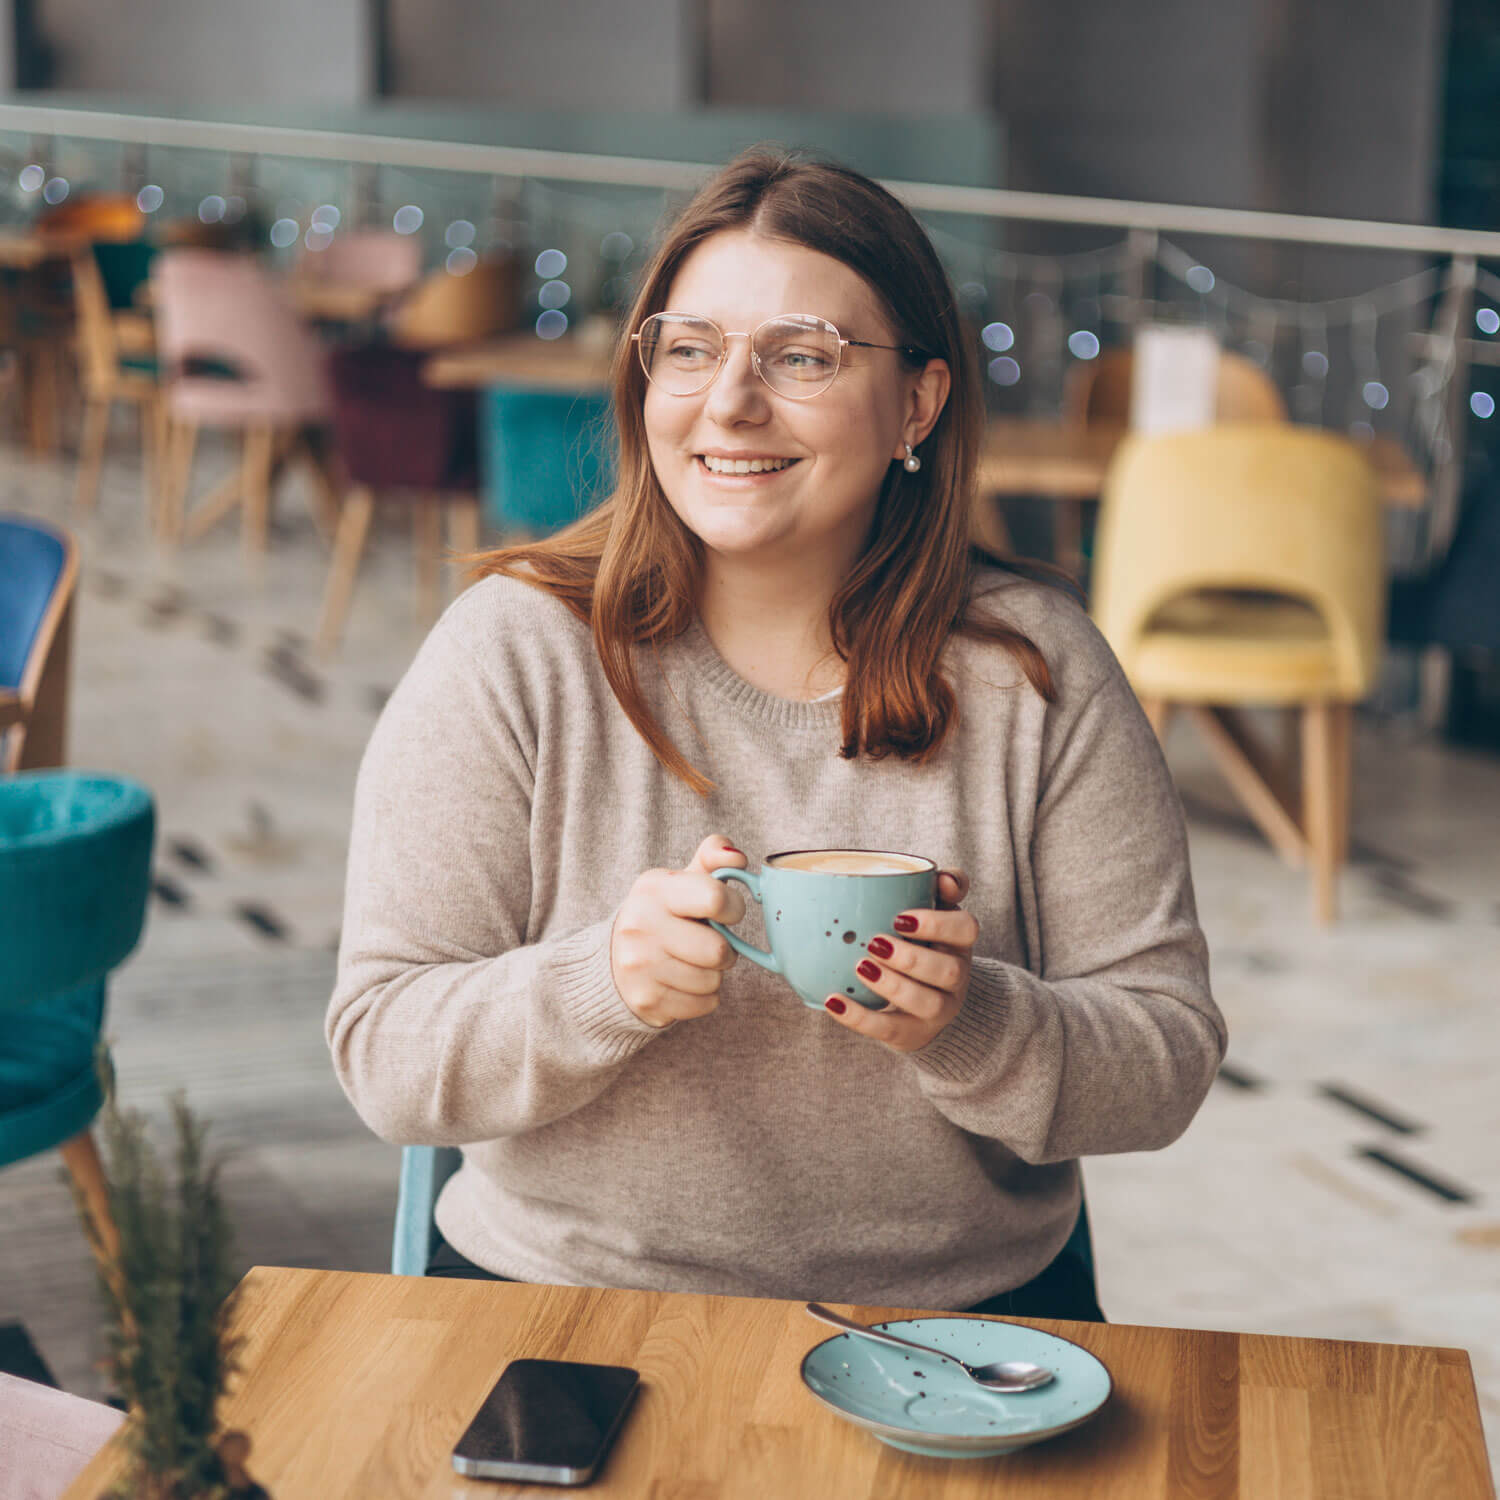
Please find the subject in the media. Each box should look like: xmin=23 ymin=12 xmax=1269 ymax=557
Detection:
xmin=707 ymin=867 xmax=782 ymax=975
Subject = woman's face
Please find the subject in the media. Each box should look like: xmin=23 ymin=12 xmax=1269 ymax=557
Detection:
xmin=642 ymin=229 xmax=946 ymax=574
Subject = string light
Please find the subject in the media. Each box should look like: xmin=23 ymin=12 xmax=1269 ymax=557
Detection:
xmin=1477 ymin=307 xmax=1500 ymax=336
xmin=1471 ymin=392 xmax=1495 ymax=419
xmin=987 ymin=356 xmax=1021 ymax=386
xmin=445 ymin=219 xmax=476 ymax=249
xmin=18 ymin=165 xmax=43 ymax=192
xmin=535 ymin=248 xmax=567 ymax=278
xmin=536 ymin=309 xmax=568 ymax=340
xmin=136 ymin=185 xmax=164 ymax=213
xmin=981 ymin=322 xmax=1014 ymax=352
xmin=392 ymin=205 xmax=423 ymax=234
xmin=269 ymin=218 xmax=299 ymax=249
xmin=538 ymin=279 xmax=570 ymax=310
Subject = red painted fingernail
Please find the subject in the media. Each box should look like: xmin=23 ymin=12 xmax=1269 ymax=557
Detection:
xmin=722 ymin=844 xmax=742 ymax=855
xmin=893 ymin=914 xmax=918 ymax=933
xmin=856 ymin=959 xmax=882 ymax=982
xmin=867 ymin=936 xmax=894 ymax=959
xmin=824 ymin=996 xmax=846 ymax=1015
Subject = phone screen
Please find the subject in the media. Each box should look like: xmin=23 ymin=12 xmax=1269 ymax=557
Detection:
xmin=451 ymin=1358 xmax=640 ymax=1484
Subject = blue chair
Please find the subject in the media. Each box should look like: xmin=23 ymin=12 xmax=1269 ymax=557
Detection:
xmin=392 ymin=1144 xmax=462 ymax=1275
xmin=479 ymin=385 xmax=614 ymax=536
xmin=0 ymin=771 xmax=156 ymax=1264
xmin=0 ymin=517 xmax=77 ymax=773
xmin=391 ymin=1142 xmax=1099 ymax=1304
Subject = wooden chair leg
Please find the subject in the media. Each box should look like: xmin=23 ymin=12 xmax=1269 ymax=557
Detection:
xmin=315 ymin=486 xmax=375 ymax=656
xmin=414 ymin=500 xmax=443 ymax=624
xmin=1138 ymin=695 xmax=1175 ymax=749
xmin=1301 ymin=701 xmax=1340 ymax=924
xmin=1330 ymin=701 xmax=1353 ymax=867
xmin=137 ymin=396 xmax=158 ymax=529
xmin=1053 ymin=499 xmax=1085 ymax=578
xmin=446 ymin=497 xmax=481 ymax=601
xmin=73 ymin=397 xmax=110 ymax=513
xmin=58 ymin=1128 xmax=120 ymax=1267
xmin=160 ymin=417 xmax=200 ymax=544
xmin=1187 ymin=703 xmax=1308 ymax=867
xmin=241 ymin=423 xmax=276 ymax=558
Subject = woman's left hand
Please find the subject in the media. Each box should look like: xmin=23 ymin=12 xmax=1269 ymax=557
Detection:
xmin=821 ymin=870 xmax=976 ymax=1052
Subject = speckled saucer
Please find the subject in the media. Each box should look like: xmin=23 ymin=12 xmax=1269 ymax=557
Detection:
xmin=800 ymin=1316 xmax=1112 ymax=1459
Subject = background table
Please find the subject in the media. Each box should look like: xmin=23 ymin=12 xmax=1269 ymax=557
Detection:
xmin=62 ymin=1266 xmax=1493 ymax=1499
xmin=423 ymin=331 xmax=614 ymax=392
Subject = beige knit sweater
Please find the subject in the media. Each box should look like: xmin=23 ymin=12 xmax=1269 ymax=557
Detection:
xmin=328 ymin=570 xmax=1223 ymax=1308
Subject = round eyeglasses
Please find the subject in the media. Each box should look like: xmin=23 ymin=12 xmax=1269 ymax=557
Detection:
xmin=633 ymin=312 xmax=928 ymax=400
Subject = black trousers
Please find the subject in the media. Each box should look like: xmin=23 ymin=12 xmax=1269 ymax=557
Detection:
xmin=426 ymin=1231 xmax=1105 ymax=1323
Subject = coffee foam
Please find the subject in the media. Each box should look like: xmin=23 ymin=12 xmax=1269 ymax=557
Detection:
xmin=768 ymin=849 xmax=930 ymax=876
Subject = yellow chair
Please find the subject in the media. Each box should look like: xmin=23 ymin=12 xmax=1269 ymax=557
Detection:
xmin=1092 ymin=424 xmax=1384 ymax=923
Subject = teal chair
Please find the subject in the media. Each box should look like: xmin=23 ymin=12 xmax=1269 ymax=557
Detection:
xmin=392 ymin=1144 xmax=462 ymax=1275
xmin=479 ymin=385 xmax=614 ymax=535
xmin=0 ymin=771 xmax=155 ymax=1264
xmin=391 ymin=1143 xmax=1098 ymax=1300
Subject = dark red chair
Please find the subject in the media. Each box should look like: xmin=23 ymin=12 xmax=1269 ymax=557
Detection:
xmin=315 ymin=344 xmax=480 ymax=653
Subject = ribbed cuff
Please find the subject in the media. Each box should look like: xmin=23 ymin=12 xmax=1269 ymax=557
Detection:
xmin=548 ymin=918 xmax=662 ymax=1062
xmin=908 ymin=957 xmax=1019 ymax=1085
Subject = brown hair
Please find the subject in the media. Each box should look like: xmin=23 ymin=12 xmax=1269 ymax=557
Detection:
xmin=472 ymin=148 xmax=1058 ymax=795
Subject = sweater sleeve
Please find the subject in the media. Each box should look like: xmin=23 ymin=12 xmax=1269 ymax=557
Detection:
xmin=326 ymin=606 xmax=660 ymax=1146
xmin=907 ymin=636 xmax=1226 ymax=1163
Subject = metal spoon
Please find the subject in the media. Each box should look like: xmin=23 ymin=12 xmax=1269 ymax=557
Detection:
xmin=805 ymin=1303 xmax=1055 ymax=1393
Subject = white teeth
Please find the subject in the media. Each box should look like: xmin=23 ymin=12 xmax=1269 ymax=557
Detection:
xmin=701 ymin=455 xmax=793 ymax=474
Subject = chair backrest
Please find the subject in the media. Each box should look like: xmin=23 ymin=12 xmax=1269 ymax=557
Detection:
xmin=0 ymin=1371 xmax=125 ymax=1500
xmin=392 ymin=1144 xmax=462 ymax=1275
xmin=90 ymin=238 xmax=157 ymax=311
xmin=1091 ymin=423 xmax=1385 ymax=698
xmin=480 ymin=386 xmax=614 ymax=534
xmin=388 ymin=257 xmax=521 ymax=350
xmin=0 ymin=771 xmax=156 ymax=1006
xmin=327 ymin=344 xmax=478 ymax=491
xmin=0 ymin=517 xmax=77 ymax=773
xmin=1064 ymin=346 xmax=1289 ymax=426
xmin=299 ymin=230 xmax=422 ymax=294
xmin=150 ymin=249 xmax=330 ymax=423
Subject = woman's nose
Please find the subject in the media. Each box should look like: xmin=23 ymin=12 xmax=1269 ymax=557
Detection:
xmin=703 ymin=336 xmax=769 ymax=424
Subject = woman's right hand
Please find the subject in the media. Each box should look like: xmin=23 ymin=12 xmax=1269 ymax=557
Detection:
xmin=610 ymin=836 xmax=747 ymax=1028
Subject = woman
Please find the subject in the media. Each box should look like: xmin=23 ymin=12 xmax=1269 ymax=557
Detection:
xmin=327 ymin=150 xmax=1224 ymax=1320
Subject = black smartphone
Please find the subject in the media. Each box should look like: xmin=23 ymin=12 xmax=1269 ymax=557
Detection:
xmin=450 ymin=1357 xmax=641 ymax=1485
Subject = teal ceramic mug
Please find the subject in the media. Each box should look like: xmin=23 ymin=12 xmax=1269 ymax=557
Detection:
xmin=708 ymin=849 xmax=937 ymax=1011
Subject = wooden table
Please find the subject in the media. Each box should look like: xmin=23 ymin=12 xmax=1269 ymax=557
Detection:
xmin=423 ymin=331 xmax=614 ymax=392
xmin=979 ymin=418 xmax=1426 ymax=508
xmin=0 ymin=226 xmax=81 ymax=270
xmin=62 ymin=1266 xmax=1493 ymax=1499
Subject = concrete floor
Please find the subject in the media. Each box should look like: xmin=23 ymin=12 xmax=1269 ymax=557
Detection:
xmin=2 ymin=430 xmax=1497 ymax=1474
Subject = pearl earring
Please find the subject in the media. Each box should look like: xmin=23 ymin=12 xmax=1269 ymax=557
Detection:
xmin=903 ymin=443 xmax=922 ymax=473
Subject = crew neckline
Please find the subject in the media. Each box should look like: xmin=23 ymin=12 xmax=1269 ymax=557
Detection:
xmin=672 ymin=618 xmax=847 ymax=731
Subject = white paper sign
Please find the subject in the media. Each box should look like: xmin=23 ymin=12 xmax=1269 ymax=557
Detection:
xmin=1130 ymin=324 xmax=1220 ymax=434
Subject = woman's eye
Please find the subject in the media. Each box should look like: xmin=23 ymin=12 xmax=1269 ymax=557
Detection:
xmin=665 ymin=342 xmax=715 ymax=364
xmin=772 ymin=348 xmax=831 ymax=372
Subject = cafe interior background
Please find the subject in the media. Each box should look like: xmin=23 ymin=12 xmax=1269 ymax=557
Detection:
xmin=0 ymin=0 xmax=1497 ymax=1476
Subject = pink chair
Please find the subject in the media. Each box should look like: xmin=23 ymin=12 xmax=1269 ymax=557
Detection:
xmin=150 ymin=250 xmax=335 ymax=554
xmin=296 ymin=230 xmax=422 ymax=295
xmin=0 ymin=1372 xmax=125 ymax=1500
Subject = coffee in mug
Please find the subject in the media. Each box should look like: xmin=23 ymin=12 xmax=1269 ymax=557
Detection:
xmin=708 ymin=848 xmax=937 ymax=1011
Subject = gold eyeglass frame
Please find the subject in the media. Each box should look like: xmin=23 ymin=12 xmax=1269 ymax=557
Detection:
xmin=632 ymin=311 xmax=929 ymax=400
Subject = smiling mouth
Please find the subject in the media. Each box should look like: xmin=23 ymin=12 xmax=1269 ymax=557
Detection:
xmin=697 ymin=455 xmax=800 ymax=475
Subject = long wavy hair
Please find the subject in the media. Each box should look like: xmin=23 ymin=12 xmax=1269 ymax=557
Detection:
xmin=472 ymin=148 xmax=1058 ymax=795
